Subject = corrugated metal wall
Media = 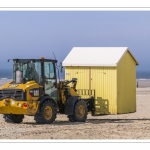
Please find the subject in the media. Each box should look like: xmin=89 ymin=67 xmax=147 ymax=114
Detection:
xmin=65 ymin=66 xmax=117 ymax=114
xmin=117 ymin=51 xmax=136 ymax=113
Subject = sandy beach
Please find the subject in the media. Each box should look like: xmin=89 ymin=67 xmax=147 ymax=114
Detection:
xmin=0 ymin=79 xmax=150 ymax=139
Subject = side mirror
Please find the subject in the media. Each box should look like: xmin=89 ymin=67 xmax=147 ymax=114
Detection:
xmin=60 ymin=62 xmax=63 ymax=73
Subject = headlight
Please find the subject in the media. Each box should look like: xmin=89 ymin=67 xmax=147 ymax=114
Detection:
xmin=29 ymin=89 xmax=39 ymax=97
xmin=0 ymin=86 xmax=3 ymax=89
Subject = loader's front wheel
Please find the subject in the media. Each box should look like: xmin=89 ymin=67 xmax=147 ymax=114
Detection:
xmin=67 ymin=115 xmax=76 ymax=122
xmin=34 ymin=100 xmax=57 ymax=124
xmin=68 ymin=100 xmax=87 ymax=122
xmin=3 ymin=114 xmax=24 ymax=123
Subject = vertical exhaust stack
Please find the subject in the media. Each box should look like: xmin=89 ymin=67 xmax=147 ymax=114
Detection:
xmin=16 ymin=70 xmax=23 ymax=84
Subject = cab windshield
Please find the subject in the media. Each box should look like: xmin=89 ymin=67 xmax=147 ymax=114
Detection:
xmin=13 ymin=60 xmax=41 ymax=84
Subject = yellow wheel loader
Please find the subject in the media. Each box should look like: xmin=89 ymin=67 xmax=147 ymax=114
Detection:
xmin=0 ymin=58 xmax=95 ymax=124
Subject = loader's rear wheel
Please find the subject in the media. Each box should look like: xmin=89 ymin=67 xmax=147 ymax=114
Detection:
xmin=3 ymin=114 xmax=24 ymax=123
xmin=68 ymin=100 xmax=87 ymax=122
xmin=34 ymin=100 xmax=57 ymax=124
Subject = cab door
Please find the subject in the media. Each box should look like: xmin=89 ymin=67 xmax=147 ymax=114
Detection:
xmin=44 ymin=61 xmax=58 ymax=100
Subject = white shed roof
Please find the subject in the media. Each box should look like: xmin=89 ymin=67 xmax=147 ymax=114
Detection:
xmin=62 ymin=47 xmax=138 ymax=67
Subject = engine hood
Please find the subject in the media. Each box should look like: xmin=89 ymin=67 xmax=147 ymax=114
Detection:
xmin=0 ymin=80 xmax=42 ymax=91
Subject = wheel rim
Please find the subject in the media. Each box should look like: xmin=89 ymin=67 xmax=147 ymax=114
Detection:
xmin=77 ymin=104 xmax=85 ymax=118
xmin=44 ymin=106 xmax=52 ymax=120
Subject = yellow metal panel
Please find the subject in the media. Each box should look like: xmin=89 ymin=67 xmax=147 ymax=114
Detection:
xmin=117 ymin=51 xmax=136 ymax=114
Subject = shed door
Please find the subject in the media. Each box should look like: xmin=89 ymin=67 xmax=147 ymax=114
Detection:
xmin=91 ymin=67 xmax=109 ymax=115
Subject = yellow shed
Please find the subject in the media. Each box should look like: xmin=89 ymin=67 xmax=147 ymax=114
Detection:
xmin=62 ymin=47 xmax=139 ymax=115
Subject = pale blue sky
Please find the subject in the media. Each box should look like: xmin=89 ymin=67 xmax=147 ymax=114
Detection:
xmin=0 ymin=11 xmax=150 ymax=72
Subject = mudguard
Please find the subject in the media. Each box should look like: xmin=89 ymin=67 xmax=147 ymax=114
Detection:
xmin=38 ymin=95 xmax=58 ymax=108
xmin=65 ymin=96 xmax=79 ymax=115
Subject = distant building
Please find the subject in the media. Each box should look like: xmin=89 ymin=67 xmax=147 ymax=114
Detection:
xmin=62 ymin=47 xmax=139 ymax=115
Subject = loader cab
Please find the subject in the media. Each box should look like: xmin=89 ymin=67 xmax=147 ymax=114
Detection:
xmin=11 ymin=58 xmax=58 ymax=97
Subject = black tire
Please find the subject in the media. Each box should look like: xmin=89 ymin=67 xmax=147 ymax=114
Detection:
xmin=68 ymin=100 xmax=88 ymax=122
xmin=67 ymin=115 xmax=76 ymax=122
xmin=3 ymin=114 xmax=24 ymax=123
xmin=34 ymin=100 xmax=57 ymax=124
